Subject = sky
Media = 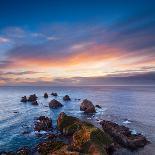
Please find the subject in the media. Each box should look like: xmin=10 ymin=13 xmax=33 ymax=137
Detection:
xmin=0 ymin=0 xmax=155 ymax=86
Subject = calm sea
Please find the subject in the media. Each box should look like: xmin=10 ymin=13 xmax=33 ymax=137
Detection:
xmin=0 ymin=86 xmax=155 ymax=154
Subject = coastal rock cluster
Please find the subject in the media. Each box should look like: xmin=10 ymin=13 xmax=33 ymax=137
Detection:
xmin=21 ymin=94 xmax=38 ymax=105
xmin=2 ymin=92 xmax=149 ymax=155
xmin=100 ymin=120 xmax=149 ymax=150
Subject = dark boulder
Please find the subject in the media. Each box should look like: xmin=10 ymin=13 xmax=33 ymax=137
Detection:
xmin=49 ymin=99 xmax=63 ymax=109
xmin=80 ymin=99 xmax=96 ymax=113
xmin=27 ymin=94 xmax=37 ymax=102
xmin=34 ymin=116 xmax=52 ymax=131
xmin=51 ymin=92 xmax=58 ymax=96
xmin=21 ymin=96 xmax=27 ymax=103
xmin=100 ymin=120 xmax=149 ymax=150
xmin=95 ymin=105 xmax=102 ymax=109
xmin=44 ymin=93 xmax=48 ymax=98
xmin=63 ymin=95 xmax=71 ymax=101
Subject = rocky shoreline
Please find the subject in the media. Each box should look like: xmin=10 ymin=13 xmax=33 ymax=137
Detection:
xmin=0 ymin=93 xmax=149 ymax=155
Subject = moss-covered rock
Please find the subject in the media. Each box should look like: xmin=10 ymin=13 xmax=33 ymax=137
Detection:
xmin=57 ymin=113 xmax=113 ymax=154
xmin=37 ymin=141 xmax=65 ymax=155
xmin=57 ymin=112 xmax=78 ymax=131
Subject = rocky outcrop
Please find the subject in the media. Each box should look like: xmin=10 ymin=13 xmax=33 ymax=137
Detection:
xmin=57 ymin=112 xmax=112 ymax=154
xmin=44 ymin=93 xmax=48 ymax=98
xmin=80 ymin=99 xmax=96 ymax=113
xmin=51 ymin=92 xmax=58 ymax=96
xmin=100 ymin=120 xmax=149 ymax=150
xmin=27 ymin=94 xmax=37 ymax=102
xmin=21 ymin=96 xmax=27 ymax=103
xmin=34 ymin=116 xmax=52 ymax=131
xmin=49 ymin=99 xmax=63 ymax=109
xmin=63 ymin=95 xmax=71 ymax=101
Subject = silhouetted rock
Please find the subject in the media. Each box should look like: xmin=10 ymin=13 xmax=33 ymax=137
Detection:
xmin=80 ymin=99 xmax=96 ymax=113
xmin=95 ymin=105 xmax=102 ymax=109
xmin=31 ymin=100 xmax=38 ymax=105
xmin=49 ymin=99 xmax=63 ymax=109
xmin=51 ymin=92 xmax=58 ymax=96
xmin=44 ymin=93 xmax=48 ymax=98
xmin=21 ymin=96 xmax=27 ymax=103
xmin=63 ymin=95 xmax=71 ymax=101
xmin=16 ymin=147 xmax=30 ymax=155
xmin=34 ymin=116 xmax=52 ymax=131
xmin=100 ymin=120 xmax=149 ymax=150
xmin=27 ymin=94 xmax=37 ymax=102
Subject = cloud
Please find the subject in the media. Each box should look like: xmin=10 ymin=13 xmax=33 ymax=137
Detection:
xmin=0 ymin=37 xmax=10 ymax=44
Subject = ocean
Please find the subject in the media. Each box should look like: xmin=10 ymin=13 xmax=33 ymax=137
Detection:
xmin=0 ymin=86 xmax=155 ymax=154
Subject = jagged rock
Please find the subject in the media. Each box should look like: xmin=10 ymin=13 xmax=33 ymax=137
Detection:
xmin=80 ymin=99 xmax=96 ymax=113
xmin=49 ymin=99 xmax=63 ymax=109
xmin=44 ymin=93 xmax=48 ymax=98
xmin=63 ymin=95 xmax=71 ymax=101
xmin=51 ymin=92 xmax=58 ymax=96
xmin=21 ymin=96 xmax=27 ymax=103
xmin=27 ymin=94 xmax=37 ymax=102
xmin=16 ymin=147 xmax=30 ymax=155
xmin=34 ymin=116 xmax=52 ymax=131
xmin=95 ymin=105 xmax=102 ymax=109
xmin=57 ymin=112 xmax=112 ymax=154
xmin=100 ymin=120 xmax=149 ymax=150
xmin=31 ymin=100 xmax=38 ymax=105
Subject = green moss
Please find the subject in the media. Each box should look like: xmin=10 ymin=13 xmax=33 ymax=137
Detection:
xmin=81 ymin=141 xmax=107 ymax=155
xmin=58 ymin=115 xmax=78 ymax=130
xmin=90 ymin=128 xmax=112 ymax=146
xmin=63 ymin=123 xmax=81 ymax=135
xmin=82 ymin=121 xmax=95 ymax=128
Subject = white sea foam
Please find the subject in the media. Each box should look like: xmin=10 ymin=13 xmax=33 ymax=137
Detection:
xmin=123 ymin=120 xmax=131 ymax=124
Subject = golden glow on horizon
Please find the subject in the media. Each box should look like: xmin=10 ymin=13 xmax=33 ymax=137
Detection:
xmin=0 ymin=44 xmax=155 ymax=85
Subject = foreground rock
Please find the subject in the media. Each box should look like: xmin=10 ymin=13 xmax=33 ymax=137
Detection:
xmin=80 ymin=99 xmax=96 ymax=113
xmin=27 ymin=94 xmax=37 ymax=102
xmin=57 ymin=112 xmax=112 ymax=154
xmin=44 ymin=93 xmax=48 ymax=98
xmin=34 ymin=116 xmax=52 ymax=131
xmin=21 ymin=96 xmax=27 ymax=103
xmin=51 ymin=92 xmax=58 ymax=96
xmin=63 ymin=95 xmax=71 ymax=101
xmin=37 ymin=141 xmax=79 ymax=155
xmin=49 ymin=99 xmax=63 ymax=109
xmin=100 ymin=120 xmax=149 ymax=150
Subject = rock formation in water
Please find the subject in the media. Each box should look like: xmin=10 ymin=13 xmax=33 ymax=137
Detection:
xmin=51 ymin=92 xmax=58 ymax=96
xmin=80 ymin=99 xmax=96 ymax=113
xmin=34 ymin=116 xmax=52 ymax=132
xmin=49 ymin=99 xmax=63 ymax=109
xmin=63 ymin=95 xmax=71 ymax=101
xmin=100 ymin=120 xmax=149 ymax=150
xmin=44 ymin=92 xmax=48 ymax=98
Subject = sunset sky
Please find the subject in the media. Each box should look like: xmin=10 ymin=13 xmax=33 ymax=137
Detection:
xmin=0 ymin=0 xmax=155 ymax=85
